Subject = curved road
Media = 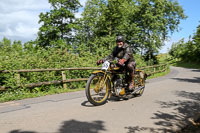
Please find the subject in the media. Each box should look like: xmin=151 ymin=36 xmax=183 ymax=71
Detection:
xmin=0 ymin=66 xmax=200 ymax=133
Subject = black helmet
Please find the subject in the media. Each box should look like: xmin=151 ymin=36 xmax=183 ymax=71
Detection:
xmin=116 ymin=35 xmax=124 ymax=42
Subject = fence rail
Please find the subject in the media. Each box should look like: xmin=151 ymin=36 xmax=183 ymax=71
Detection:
xmin=0 ymin=64 xmax=168 ymax=90
xmin=0 ymin=67 xmax=101 ymax=73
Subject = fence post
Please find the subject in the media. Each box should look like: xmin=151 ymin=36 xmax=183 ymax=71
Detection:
xmin=160 ymin=65 xmax=162 ymax=72
xmin=165 ymin=63 xmax=168 ymax=71
xmin=163 ymin=64 xmax=165 ymax=71
xmin=161 ymin=65 xmax=163 ymax=72
xmin=15 ymin=73 xmax=21 ymax=87
xmin=61 ymin=71 xmax=67 ymax=89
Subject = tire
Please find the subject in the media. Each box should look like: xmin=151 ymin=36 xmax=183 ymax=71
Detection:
xmin=85 ymin=73 xmax=111 ymax=106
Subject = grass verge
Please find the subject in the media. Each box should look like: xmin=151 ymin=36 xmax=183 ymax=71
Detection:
xmin=172 ymin=61 xmax=200 ymax=69
xmin=147 ymin=66 xmax=170 ymax=80
xmin=0 ymin=85 xmax=85 ymax=103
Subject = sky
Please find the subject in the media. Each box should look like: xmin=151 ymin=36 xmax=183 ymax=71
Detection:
xmin=0 ymin=0 xmax=86 ymax=42
xmin=160 ymin=0 xmax=200 ymax=53
xmin=0 ymin=0 xmax=199 ymax=53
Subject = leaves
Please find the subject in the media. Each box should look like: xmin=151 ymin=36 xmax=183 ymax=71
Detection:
xmin=77 ymin=0 xmax=186 ymax=56
xmin=37 ymin=0 xmax=81 ymax=47
xmin=169 ymin=23 xmax=200 ymax=63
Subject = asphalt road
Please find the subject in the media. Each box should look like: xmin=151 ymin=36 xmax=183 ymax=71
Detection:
xmin=0 ymin=66 xmax=200 ymax=133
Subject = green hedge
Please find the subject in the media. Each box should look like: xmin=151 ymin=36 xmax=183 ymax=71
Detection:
xmin=0 ymin=40 xmax=148 ymax=91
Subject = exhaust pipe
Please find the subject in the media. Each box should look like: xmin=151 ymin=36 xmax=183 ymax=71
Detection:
xmin=131 ymin=86 xmax=145 ymax=94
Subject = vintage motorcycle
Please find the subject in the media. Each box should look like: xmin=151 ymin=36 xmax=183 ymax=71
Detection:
xmin=85 ymin=60 xmax=146 ymax=106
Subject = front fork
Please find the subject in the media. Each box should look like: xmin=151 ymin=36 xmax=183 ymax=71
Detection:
xmin=94 ymin=72 xmax=110 ymax=93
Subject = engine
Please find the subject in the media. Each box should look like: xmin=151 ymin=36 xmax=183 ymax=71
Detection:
xmin=113 ymin=75 xmax=127 ymax=95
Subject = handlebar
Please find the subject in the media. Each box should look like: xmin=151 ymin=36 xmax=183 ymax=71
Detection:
xmin=106 ymin=59 xmax=125 ymax=67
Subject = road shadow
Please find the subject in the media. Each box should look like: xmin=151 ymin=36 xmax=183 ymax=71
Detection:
xmin=81 ymin=101 xmax=96 ymax=107
xmin=172 ymin=77 xmax=200 ymax=84
xmin=9 ymin=120 xmax=106 ymax=133
xmin=9 ymin=130 xmax=37 ymax=133
xmin=192 ymin=69 xmax=200 ymax=72
xmin=125 ymin=126 xmax=172 ymax=133
xmin=58 ymin=119 xmax=106 ymax=133
xmin=81 ymin=96 xmax=125 ymax=107
xmin=109 ymin=95 xmax=125 ymax=102
xmin=125 ymin=91 xmax=200 ymax=133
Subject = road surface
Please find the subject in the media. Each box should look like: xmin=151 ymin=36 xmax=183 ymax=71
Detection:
xmin=0 ymin=66 xmax=200 ymax=133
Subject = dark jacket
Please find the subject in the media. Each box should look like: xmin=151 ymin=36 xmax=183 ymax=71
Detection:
xmin=104 ymin=43 xmax=135 ymax=62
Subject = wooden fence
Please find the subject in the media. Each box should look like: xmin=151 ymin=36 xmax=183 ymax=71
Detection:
xmin=0 ymin=64 xmax=168 ymax=90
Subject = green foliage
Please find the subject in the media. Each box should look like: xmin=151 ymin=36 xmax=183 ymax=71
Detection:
xmin=172 ymin=62 xmax=200 ymax=69
xmin=169 ymin=22 xmax=200 ymax=63
xmin=147 ymin=65 xmax=170 ymax=80
xmin=0 ymin=85 xmax=84 ymax=102
xmin=0 ymin=38 xmax=91 ymax=89
xmin=77 ymin=0 xmax=186 ymax=55
xmin=156 ymin=53 xmax=170 ymax=64
xmin=37 ymin=0 xmax=81 ymax=47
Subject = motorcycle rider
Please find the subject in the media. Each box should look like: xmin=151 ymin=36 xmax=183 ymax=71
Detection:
xmin=97 ymin=35 xmax=136 ymax=92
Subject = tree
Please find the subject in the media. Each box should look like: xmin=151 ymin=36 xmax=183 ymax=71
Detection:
xmin=169 ymin=22 xmax=200 ymax=63
xmin=0 ymin=37 xmax=12 ymax=52
xmin=77 ymin=0 xmax=135 ymax=52
xmin=192 ymin=23 xmax=200 ymax=62
xmin=77 ymin=0 xmax=186 ymax=56
xmin=37 ymin=0 xmax=81 ymax=47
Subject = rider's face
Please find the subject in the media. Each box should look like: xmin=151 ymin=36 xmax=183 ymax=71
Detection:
xmin=117 ymin=41 xmax=124 ymax=48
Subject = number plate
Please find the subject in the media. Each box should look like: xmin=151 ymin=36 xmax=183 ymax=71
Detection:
xmin=102 ymin=61 xmax=110 ymax=70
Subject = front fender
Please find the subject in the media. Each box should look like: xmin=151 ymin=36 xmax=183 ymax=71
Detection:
xmin=92 ymin=70 xmax=106 ymax=75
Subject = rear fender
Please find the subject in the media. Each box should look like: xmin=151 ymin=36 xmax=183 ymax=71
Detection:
xmin=136 ymin=70 xmax=147 ymax=80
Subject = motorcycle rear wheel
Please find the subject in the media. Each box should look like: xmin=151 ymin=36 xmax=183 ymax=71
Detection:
xmin=135 ymin=71 xmax=145 ymax=96
xmin=85 ymin=73 xmax=111 ymax=106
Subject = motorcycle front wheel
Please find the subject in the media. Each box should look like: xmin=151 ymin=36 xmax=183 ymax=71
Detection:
xmin=85 ymin=73 xmax=111 ymax=106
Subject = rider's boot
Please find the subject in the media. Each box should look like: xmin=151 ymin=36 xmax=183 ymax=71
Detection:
xmin=129 ymin=72 xmax=135 ymax=91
